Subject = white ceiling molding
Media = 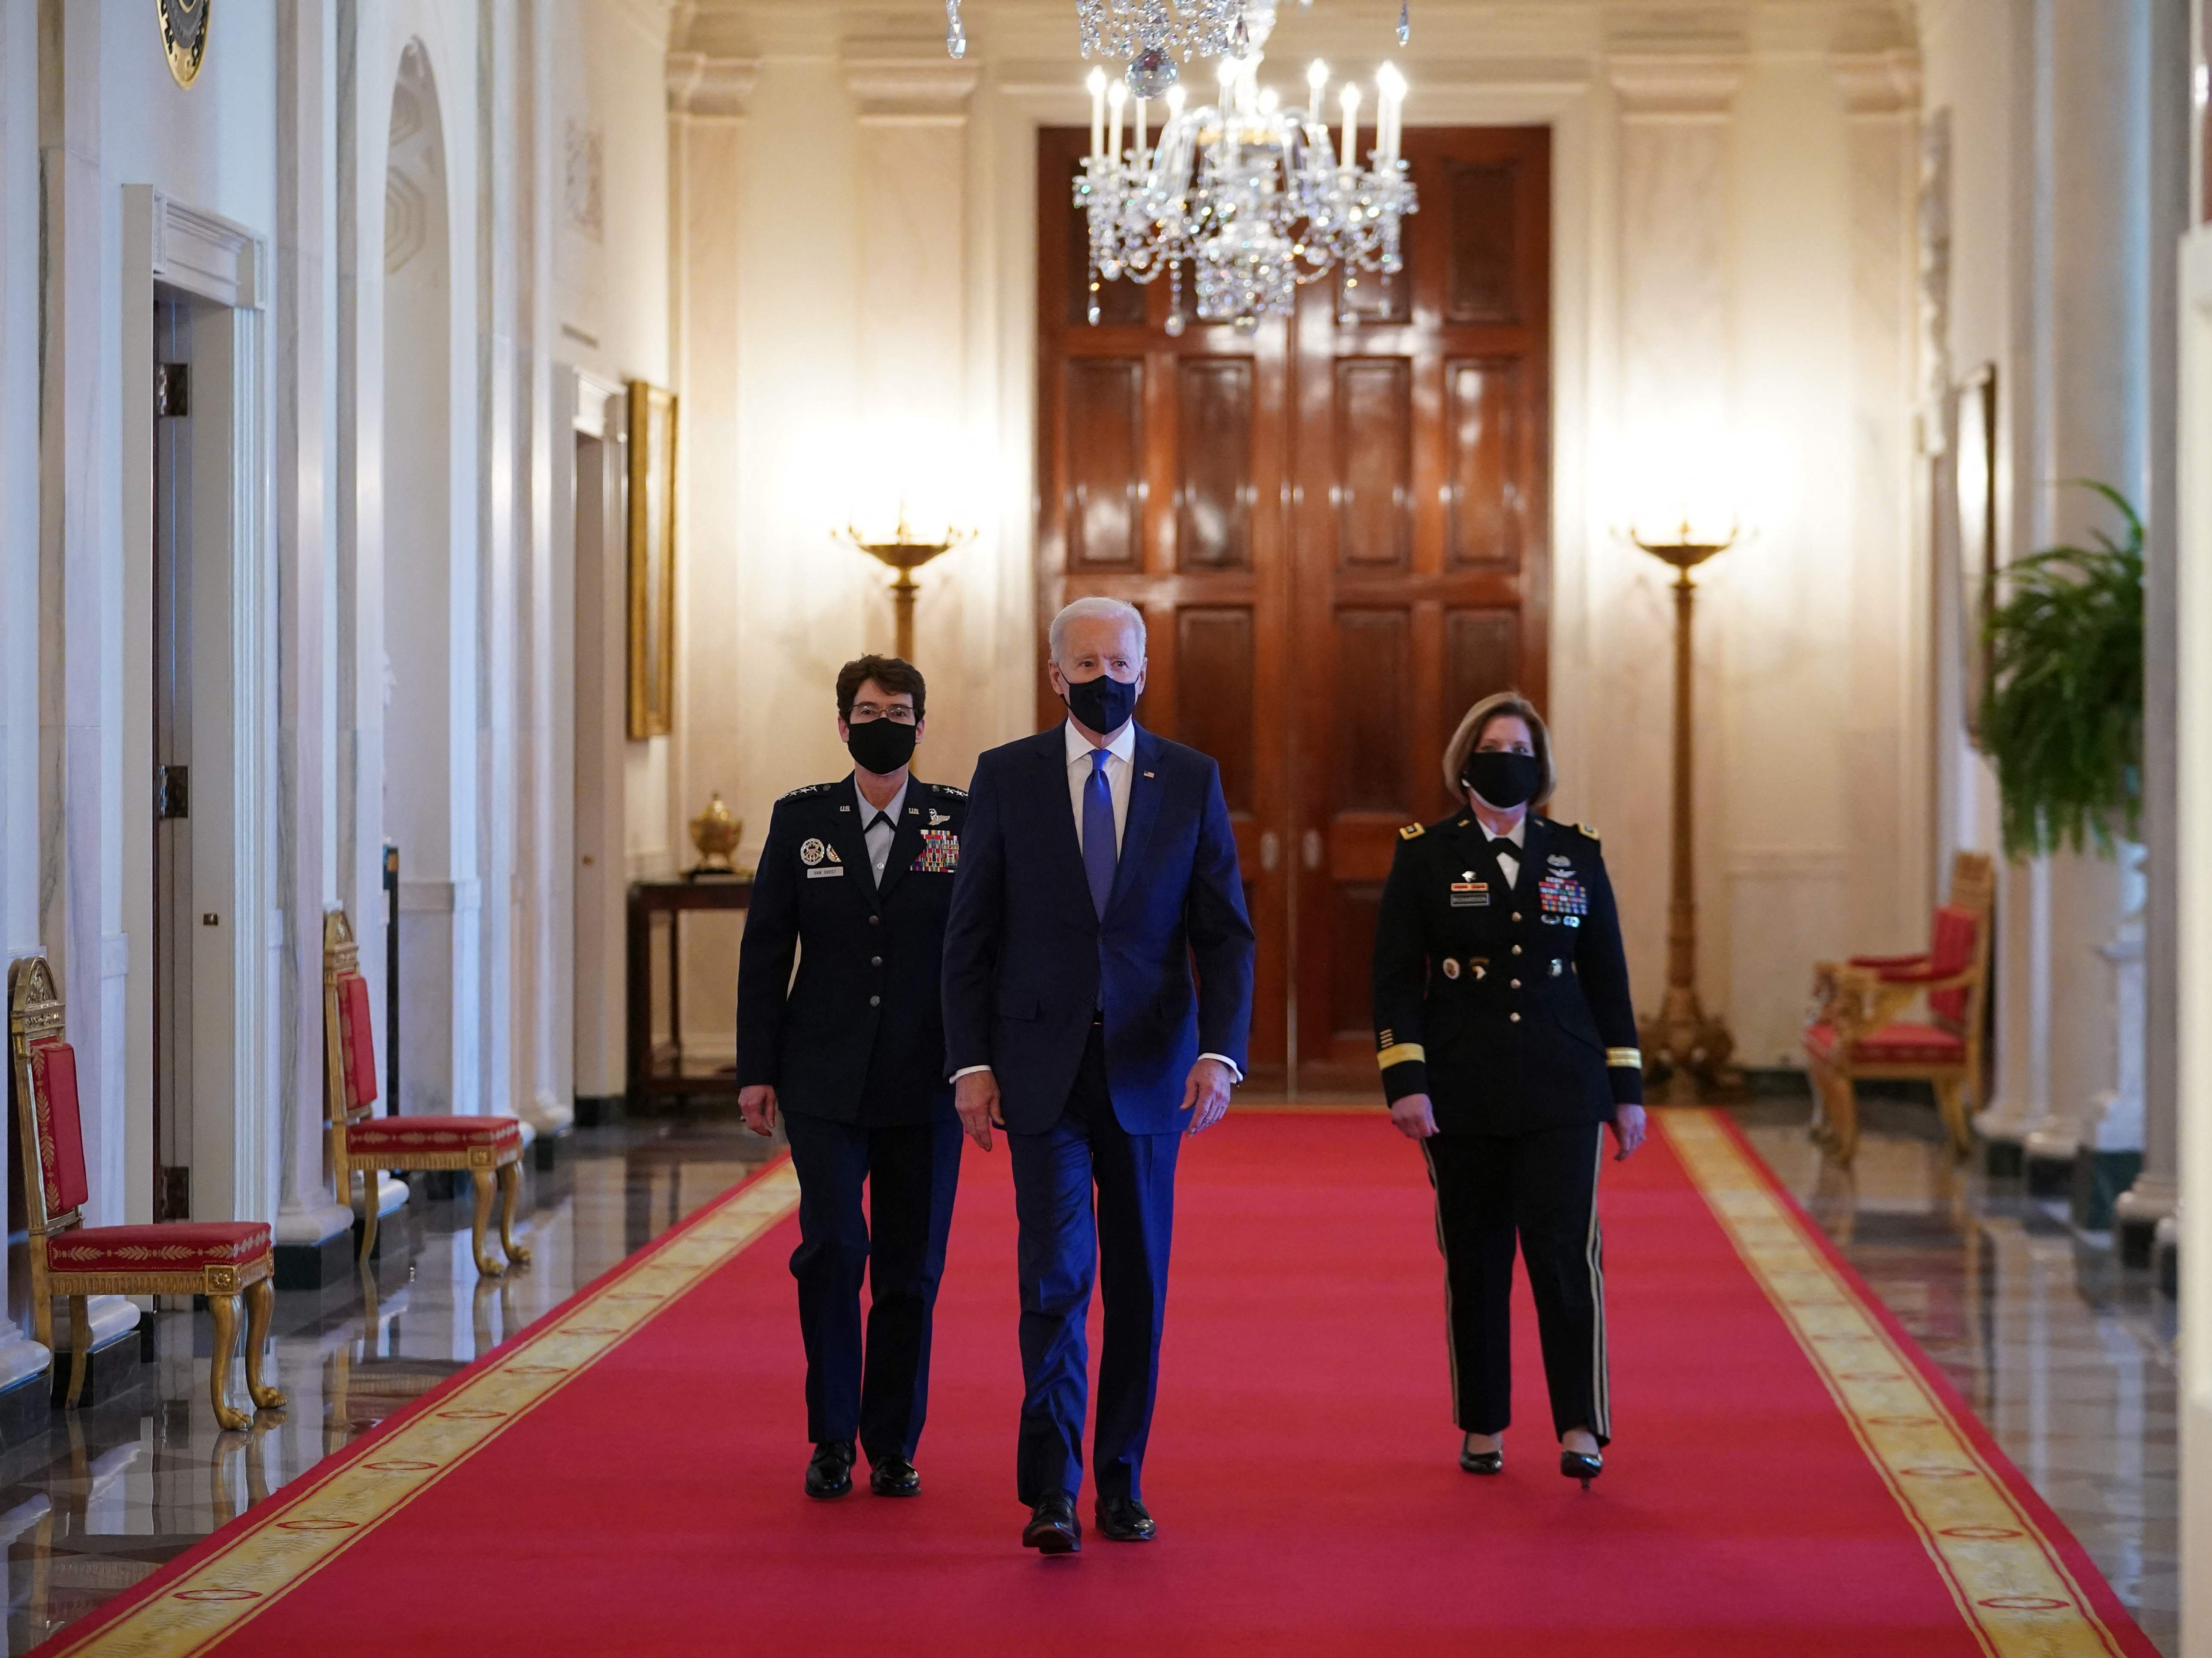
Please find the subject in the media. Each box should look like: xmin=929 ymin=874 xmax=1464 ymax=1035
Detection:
xmin=842 ymin=39 xmax=982 ymax=123
xmin=667 ymin=51 xmax=762 ymax=117
xmin=1830 ymin=47 xmax=1921 ymax=117
xmin=1607 ymin=51 xmax=1745 ymax=120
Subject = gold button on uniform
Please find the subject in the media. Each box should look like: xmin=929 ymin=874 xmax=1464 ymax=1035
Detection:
xmin=1512 ymin=945 xmax=1522 ymax=955
xmin=869 ymin=995 xmax=881 ymax=1007
xmin=871 ymin=956 xmax=884 ymax=967
xmin=1509 ymin=1012 xmax=1521 ymax=1023
xmin=1510 ymin=979 xmax=1521 ymax=989
xmin=1512 ymin=912 xmax=1523 ymax=923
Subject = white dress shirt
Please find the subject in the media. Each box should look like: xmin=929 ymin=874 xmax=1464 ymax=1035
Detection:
xmin=853 ymin=774 xmax=909 ymax=885
xmin=1065 ymin=716 xmax=1136 ymax=853
xmin=952 ymin=718 xmax=1241 ymax=1087
xmin=1485 ymin=814 xmax=1526 ymax=888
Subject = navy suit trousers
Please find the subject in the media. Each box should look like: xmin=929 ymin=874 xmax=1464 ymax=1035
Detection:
xmin=1007 ymin=1022 xmax=1180 ymax=1505
xmin=783 ymin=1110 xmax=962 ymax=1461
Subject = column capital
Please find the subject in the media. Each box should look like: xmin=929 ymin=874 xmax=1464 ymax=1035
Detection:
xmin=1831 ymin=49 xmax=1921 ymax=117
xmin=1607 ymin=52 xmax=1745 ymax=120
xmin=842 ymin=40 xmax=981 ymax=124
xmin=667 ymin=52 xmax=760 ymax=119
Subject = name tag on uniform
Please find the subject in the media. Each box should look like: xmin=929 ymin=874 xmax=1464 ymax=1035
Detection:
xmin=806 ymin=866 xmax=844 ymax=879
xmin=1449 ymin=881 xmax=1489 ymax=908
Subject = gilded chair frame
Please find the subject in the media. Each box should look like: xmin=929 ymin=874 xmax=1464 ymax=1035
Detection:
xmin=323 ymin=909 xmax=529 ymax=1277
xmin=1804 ymin=852 xmax=1997 ymax=1165
xmin=6 ymin=956 xmax=283 ymax=1430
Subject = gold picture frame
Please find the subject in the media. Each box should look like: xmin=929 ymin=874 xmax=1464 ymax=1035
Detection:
xmin=627 ymin=382 xmax=678 ymax=739
xmin=1954 ymin=364 xmax=1998 ymax=745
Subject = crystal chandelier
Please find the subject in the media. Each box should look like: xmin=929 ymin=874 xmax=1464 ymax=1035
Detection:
xmin=1073 ymin=45 xmax=1415 ymax=331
xmin=944 ymin=1 xmax=1414 ymax=70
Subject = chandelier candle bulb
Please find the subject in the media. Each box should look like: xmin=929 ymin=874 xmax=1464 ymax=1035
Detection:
xmin=1340 ymin=82 xmax=1360 ymax=169
xmin=1088 ymin=67 xmax=1107 ymax=158
xmin=1307 ymin=58 xmax=1328 ymax=113
xmin=1108 ymin=80 xmax=1126 ymax=161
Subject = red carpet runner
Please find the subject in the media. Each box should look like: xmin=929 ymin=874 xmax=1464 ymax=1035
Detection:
xmin=41 ymin=1110 xmax=2158 ymax=1657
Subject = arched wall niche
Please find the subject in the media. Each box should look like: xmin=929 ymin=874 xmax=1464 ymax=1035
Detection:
xmin=380 ymin=36 xmax=460 ymax=1115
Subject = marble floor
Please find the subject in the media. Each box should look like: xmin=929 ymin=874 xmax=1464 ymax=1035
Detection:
xmin=1738 ymin=1098 xmax=2179 ymax=1655
xmin=0 ymin=1102 xmax=2179 ymax=1653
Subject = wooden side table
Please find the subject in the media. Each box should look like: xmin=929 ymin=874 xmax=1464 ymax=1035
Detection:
xmin=625 ymin=877 xmax=753 ymax=1111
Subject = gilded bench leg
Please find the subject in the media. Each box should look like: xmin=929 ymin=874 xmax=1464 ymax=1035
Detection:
xmin=244 ymin=1278 xmax=287 ymax=1411
xmin=207 ymin=1294 xmax=249 ymax=1431
xmin=66 ymin=1297 xmax=90 ymax=1409
xmin=358 ymin=1164 xmax=382 ymax=1265
xmin=470 ymin=1168 xmax=503 ymax=1278
xmin=1933 ymin=1076 xmax=1972 ymax=1161
xmin=497 ymin=1163 xmax=531 ymax=1267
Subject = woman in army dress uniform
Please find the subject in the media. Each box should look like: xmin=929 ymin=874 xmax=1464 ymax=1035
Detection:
xmin=1370 ymin=692 xmax=1647 ymax=1488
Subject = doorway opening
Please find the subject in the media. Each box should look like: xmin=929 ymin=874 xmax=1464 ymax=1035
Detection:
xmin=1034 ymin=126 xmax=1554 ymax=1093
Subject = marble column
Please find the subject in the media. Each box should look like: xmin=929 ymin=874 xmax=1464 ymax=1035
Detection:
xmin=0 ymin=0 xmax=54 ymax=1398
xmin=2114 ymin=0 xmax=2193 ymax=1264
xmin=272 ymin=0 xmax=358 ymax=1270
xmin=666 ymin=49 xmax=754 ymax=1061
xmin=1605 ymin=48 xmax=1743 ymax=1032
xmin=842 ymin=42 xmax=980 ymax=487
xmin=1832 ymin=50 xmax=1930 ymax=951
xmin=2015 ymin=0 xmax=2148 ymax=1185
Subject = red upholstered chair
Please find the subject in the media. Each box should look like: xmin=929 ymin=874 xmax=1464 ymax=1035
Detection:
xmin=324 ymin=909 xmax=529 ymax=1277
xmin=6 ymin=956 xmax=284 ymax=1429
xmin=1801 ymin=852 xmax=1997 ymax=1165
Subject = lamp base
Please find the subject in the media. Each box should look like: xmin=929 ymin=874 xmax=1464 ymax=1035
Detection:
xmin=1638 ymin=988 xmax=1743 ymax=1104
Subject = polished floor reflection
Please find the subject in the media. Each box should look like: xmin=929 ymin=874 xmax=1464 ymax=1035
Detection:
xmin=0 ymin=1105 xmax=2178 ymax=1653
xmin=1737 ymin=1098 xmax=2179 ymax=1656
xmin=0 ymin=1119 xmax=782 ymax=1653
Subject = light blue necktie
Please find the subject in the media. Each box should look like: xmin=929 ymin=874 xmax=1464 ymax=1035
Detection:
xmin=1083 ymin=748 xmax=1118 ymax=919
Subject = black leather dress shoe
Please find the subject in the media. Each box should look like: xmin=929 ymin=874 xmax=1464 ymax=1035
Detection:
xmin=869 ymin=1455 xmax=921 ymax=1498
xmin=1560 ymin=1449 xmax=1603 ymax=1490
xmin=1022 ymin=1492 xmax=1082 ymax=1554
xmin=805 ymin=1440 xmax=856 ymax=1500
xmin=1460 ymin=1444 xmax=1504 ymax=1475
xmin=1094 ymin=1495 xmax=1155 ymax=1541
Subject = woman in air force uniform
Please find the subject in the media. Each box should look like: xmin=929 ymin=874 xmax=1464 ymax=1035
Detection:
xmin=1370 ymin=691 xmax=1647 ymax=1487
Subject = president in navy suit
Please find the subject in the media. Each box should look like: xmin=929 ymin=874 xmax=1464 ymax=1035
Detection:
xmin=943 ymin=596 xmax=1256 ymax=1555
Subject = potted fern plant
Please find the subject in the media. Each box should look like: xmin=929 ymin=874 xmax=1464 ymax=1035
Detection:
xmin=1979 ymin=482 xmax=2143 ymax=859
xmin=1978 ymin=481 xmax=2144 ymax=1224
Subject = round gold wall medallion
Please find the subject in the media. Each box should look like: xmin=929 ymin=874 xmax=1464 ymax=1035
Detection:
xmin=158 ymin=0 xmax=210 ymax=88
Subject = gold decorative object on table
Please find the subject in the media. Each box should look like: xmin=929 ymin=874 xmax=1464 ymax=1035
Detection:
xmin=837 ymin=505 xmax=974 ymax=663
xmin=1629 ymin=516 xmax=1744 ymax=1103
xmin=688 ymin=792 xmax=744 ymax=879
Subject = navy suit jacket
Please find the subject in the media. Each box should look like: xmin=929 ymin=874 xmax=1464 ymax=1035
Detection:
xmin=942 ymin=725 xmax=1256 ymax=1136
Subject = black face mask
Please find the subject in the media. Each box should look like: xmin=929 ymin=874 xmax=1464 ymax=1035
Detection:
xmin=846 ymin=716 xmax=917 ymax=776
xmin=1063 ymin=671 xmax=1139 ymax=736
xmin=1462 ymin=750 xmax=1542 ymax=811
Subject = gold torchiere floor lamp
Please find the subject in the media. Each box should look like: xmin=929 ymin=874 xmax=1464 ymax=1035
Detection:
xmin=837 ymin=507 xmax=974 ymax=664
xmin=1631 ymin=517 xmax=1745 ymax=1103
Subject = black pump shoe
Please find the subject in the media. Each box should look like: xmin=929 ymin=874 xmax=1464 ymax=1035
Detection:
xmin=805 ymin=1440 xmax=856 ymax=1499
xmin=1560 ymin=1449 xmax=1603 ymax=1490
xmin=1460 ymin=1439 xmax=1504 ymax=1476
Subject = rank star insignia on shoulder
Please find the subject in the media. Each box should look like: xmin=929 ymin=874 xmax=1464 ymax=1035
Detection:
xmin=779 ymin=782 xmax=834 ymax=801
xmin=929 ymin=783 xmax=968 ymax=799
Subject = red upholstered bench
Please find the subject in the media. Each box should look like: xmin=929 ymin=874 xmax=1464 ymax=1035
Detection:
xmin=1800 ymin=852 xmax=1996 ymax=1166
xmin=7 ymin=956 xmax=284 ymax=1429
xmin=324 ymin=909 xmax=530 ymax=1278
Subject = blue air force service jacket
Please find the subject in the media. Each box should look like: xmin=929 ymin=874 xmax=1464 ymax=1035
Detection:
xmin=734 ymin=775 xmax=968 ymax=1126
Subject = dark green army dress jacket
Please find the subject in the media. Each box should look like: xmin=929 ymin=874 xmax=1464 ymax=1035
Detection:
xmin=1370 ymin=809 xmax=1643 ymax=1137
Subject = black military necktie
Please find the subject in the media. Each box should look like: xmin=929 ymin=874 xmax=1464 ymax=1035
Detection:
xmin=867 ymin=812 xmax=895 ymax=836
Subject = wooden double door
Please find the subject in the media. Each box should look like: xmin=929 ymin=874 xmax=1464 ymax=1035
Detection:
xmin=1036 ymin=126 xmax=1551 ymax=1092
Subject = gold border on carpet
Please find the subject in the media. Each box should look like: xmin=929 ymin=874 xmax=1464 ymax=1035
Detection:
xmin=1661 ymin=1108 xmax=2132 ymax=1658
xmin=49 ymin=1164 xmax=802 ymax=1658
